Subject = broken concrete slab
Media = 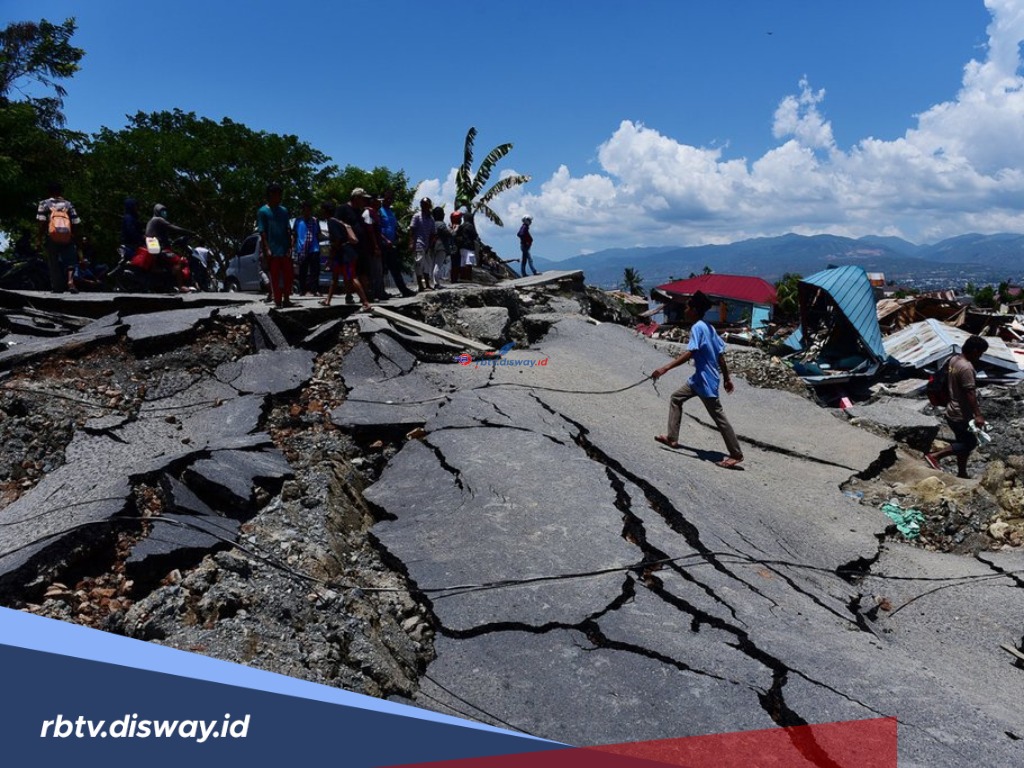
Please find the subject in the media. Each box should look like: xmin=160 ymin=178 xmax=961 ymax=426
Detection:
xmin=214 ymin=349 xmax=315 ymax=395
xmin=0 ymin=322 xmax=124 ymax=372
xmin=340 ymin=338 xmax=416 ymax=389
xmin=0 ymin=472 xmax=132 ymax=584
xmin=182 ymin=448 xmax=292 ymax=513
xmin=123 ymin=476 xmax=243 ymax=583
xmin=415 ymin=630 xmax=776 ymax=745
xmin=371 ymin=306 xmax=492 ymax=352
xmin=331 ymin=364 xmax=459 ymax=432
xmin=301 ymin=317 xmax=347 ymax=351
xmin=125 ymin=306 xmax=222 ymax=352
xmin=161 ymin=389 xmax=262 ymax=442
xmin=367 ymin=422 xmax=637 ymax=632
xmin=455 ymin=307 xmax=510 ymax=346
xmin=500 ymin=270 xmax=584 ymax=289
xmin=125 ymin=511 xmax=240 ymax=583
xmin=845 ymin=397 xmax=941 ymax=451
xmin=252 ymin=313 xmax=289 ymax=351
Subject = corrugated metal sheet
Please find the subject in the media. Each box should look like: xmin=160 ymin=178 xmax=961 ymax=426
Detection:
xmin=882 ymin=318 xmax=1022 ymax=372
xmin=799 ymin=265 xmax=887 ymax=362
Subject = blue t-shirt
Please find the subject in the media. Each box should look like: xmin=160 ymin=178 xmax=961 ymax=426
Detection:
xmin=257 ymin=204 xmax=291 ymax=256
xmin=687 ymin=319 xmax=726 ymax=397
xmin=379 ymin=206 xmax=398 ymax=242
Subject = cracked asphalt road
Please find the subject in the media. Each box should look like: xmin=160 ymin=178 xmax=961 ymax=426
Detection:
xmin=360 ymin=318 xmax=1024 ymax=766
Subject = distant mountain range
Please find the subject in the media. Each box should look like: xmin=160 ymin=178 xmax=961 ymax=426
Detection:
xmin=535 ymin=233 xmax=1024 ymax=291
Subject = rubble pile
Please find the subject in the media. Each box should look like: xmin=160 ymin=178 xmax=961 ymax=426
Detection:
xmin=843 ymin=382 xmax=1024 ymax=554
xmin=726 ymin=346 xmax=811 ymax=398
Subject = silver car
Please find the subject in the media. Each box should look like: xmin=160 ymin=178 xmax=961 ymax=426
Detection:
xmin=224 ymin=225 xmax=332 ymax=292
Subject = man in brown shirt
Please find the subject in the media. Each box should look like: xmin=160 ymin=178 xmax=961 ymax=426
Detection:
xmin=925 ymin=335 xmax=988 ymax=478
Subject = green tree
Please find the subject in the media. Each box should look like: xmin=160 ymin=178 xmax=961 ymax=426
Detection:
xmin=997 ymin=280 xmax=1013 ymax=305
xmin=702 ymin=264 xmax=713 ymax=275
xmin=318 ymin=164 xmax=417 ymax=267
xmin=0 ymin=17 xmax=85 ymax=237
xmin=774 ymin=272 xmax=803 ymax=317
xmin=973 ymin=285 xmax=996 ymax=308
xmin=454 ymin=127 xmax=530 ymax=226
xmin=318 ymin=165 xmax=415 ymax=220
xmin=621 ymin=267 xmax=645 ymax=297
xmin=0 ymin=18 xmax=84 ymax=127
xmin=78 ymin=109 xmax=334 ymax=263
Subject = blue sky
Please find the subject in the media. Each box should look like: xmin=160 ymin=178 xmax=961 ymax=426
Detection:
xmin=5 ymin=0 xmax=1019 ymax=260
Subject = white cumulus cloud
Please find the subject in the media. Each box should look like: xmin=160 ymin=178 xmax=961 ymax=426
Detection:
xmin=496 ymin=0 xmax=1024 ymax=257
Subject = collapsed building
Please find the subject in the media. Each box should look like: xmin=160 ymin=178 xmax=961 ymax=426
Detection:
xmin=783 ymin=265 xmax=890 ymax=384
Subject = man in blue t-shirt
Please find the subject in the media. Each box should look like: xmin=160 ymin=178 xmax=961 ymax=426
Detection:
xmin=652 ymin=291 xmax=744 ymax=468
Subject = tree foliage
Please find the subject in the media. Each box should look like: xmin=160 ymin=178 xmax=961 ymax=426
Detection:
xmin=0 ymin=17 xmax=85 ymax=236
xmin=774 ymin=272 xmax=803 ymax=317
xmin=318 ymin=165 xmax=415 ymax=220
xmin=0 ymin=18 xmax=84 ymax=126
xmin=621 ymin=267 xmax=645 ymax=297
xmin=972 ymin=285 xmax=996 ymax=309
xmin=454 ymin=127 xmax=530 ymax=226
xmin=77 ymin=109 xmax=335 ymax=262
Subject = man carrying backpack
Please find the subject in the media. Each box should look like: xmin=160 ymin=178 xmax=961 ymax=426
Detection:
xmin=925 ymin=335 xmax=988 ymax=478
xmin=36 ymin=182 xmax=81 ymax=293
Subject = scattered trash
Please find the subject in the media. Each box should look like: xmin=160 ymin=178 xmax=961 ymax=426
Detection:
xmin=842 ymin=490 xmax=865 ymax=501
xmin=881 ymin=502 xmax=925 ymax=539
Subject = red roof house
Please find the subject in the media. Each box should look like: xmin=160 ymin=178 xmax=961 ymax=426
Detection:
xmin=651 ymin=274 xmax=777 ymax=327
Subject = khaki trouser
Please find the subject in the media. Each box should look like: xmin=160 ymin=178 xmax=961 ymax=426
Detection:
xmin=667 ymin=382 xmax=743 ymax=460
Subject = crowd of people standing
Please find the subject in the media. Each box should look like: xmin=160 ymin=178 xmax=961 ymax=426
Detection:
xmin=30 ymin=181 xmax=539 ymax=299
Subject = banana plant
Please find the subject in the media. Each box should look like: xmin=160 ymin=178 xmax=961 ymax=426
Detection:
xmin=454 ymin=127 xmax=530 ymax=226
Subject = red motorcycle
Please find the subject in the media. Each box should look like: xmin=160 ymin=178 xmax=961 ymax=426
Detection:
xmin=110 ymin=236 xmax=194 ymax=293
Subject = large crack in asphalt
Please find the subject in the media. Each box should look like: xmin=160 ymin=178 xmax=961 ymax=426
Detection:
xmin=390 ymin=387 xmax=892 ymax=759
xmin=683 ymin=411 xmax=900 ymax=476
xmin=530 ymin=394 xmax=895 ymax=746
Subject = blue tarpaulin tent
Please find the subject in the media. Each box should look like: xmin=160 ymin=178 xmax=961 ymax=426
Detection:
xmin=785 ymin=265 xmax=889 ymax=381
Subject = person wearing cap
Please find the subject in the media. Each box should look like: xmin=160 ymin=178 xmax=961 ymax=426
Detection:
xmin=518 ymin=215 xmax=538 ymax=277
xmin=651 ymin=291 xmax=744 ymax=469
xmin=409 ymin=197 xmax=436 ymax=291
xmin=320 ymin=200 xmax=371 ymax=311
xmin=335 ymin=188 xmax=373 ymax=303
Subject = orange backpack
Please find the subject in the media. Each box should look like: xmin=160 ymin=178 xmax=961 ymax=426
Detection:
xmin=47 ymin=206 xmax=73 ymax=244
